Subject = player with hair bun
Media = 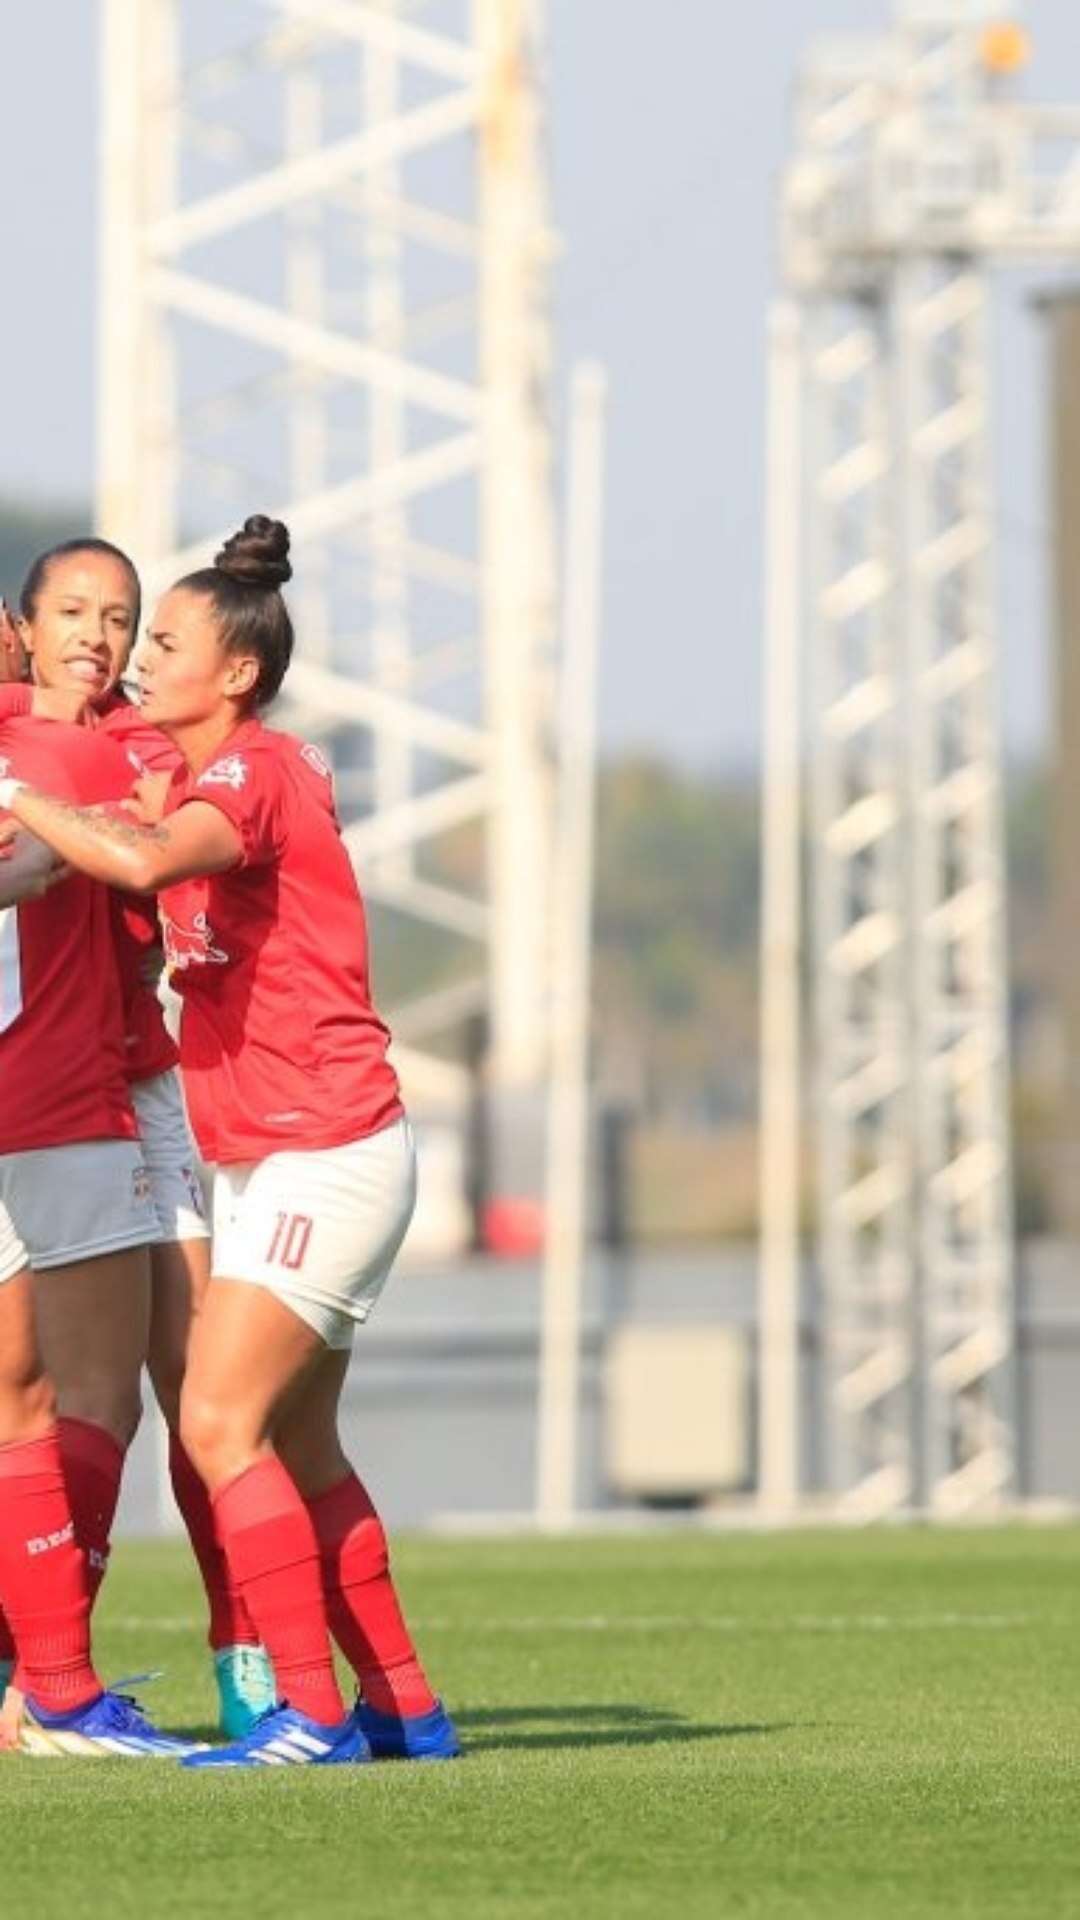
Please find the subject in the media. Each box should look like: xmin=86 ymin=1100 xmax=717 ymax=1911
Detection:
xmin=2 ymin=515 xmax=459 ymax=1768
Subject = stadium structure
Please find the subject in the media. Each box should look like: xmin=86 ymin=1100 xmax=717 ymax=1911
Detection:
xmin=760 ymin=0 xmax=1080 ymax=1520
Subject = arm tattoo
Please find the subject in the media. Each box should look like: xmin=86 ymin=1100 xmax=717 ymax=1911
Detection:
xmin=43 ymin=799 xmax=171 ymax=852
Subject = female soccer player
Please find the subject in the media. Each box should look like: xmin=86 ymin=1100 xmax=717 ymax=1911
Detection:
xmin=0 ymin=700 xmax=200 ymax=1757
xmin=0 ymin=549 xmax=273 ymax=1736
xmin=1 ymin=515 xmax=459 ymax=1769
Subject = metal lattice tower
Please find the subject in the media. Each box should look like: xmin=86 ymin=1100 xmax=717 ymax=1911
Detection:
xmin=97 ymin=0 xmax=556 ymax=1104
xmin=762 ymin=1 xmax=1080 ymax=1517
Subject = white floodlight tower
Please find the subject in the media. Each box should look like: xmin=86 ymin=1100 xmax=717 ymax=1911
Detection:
xmin=762 ymin=1 xmax=1080 ymax=1517
xmin=97 ymin=0 xmax=556 ymax=1105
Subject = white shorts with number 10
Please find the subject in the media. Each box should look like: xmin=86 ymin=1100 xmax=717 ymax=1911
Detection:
xmin=210 ymin=1116 xmax=416 ymax=1350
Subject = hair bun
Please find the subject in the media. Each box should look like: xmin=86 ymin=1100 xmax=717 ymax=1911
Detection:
xmin=214 ymin=515 xmax=292 ymax=589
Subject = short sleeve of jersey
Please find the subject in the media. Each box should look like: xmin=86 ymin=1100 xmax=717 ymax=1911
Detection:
xmin=182 ymin=748 xmax=288 ymax=868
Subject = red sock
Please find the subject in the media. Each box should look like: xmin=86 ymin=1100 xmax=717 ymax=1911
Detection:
xmin=0 ymin=1429 xmax=101 ymax=1712
xmin=213 ymin=1457 xmax=344 ymax=1727
xmin=308 ymin=1473 xmax=436 ymax=1717
xmin=57 ymin=1417 xmax=125 ymax=1611
xmin=168 ymin=1435 xmax=259 ymax=1652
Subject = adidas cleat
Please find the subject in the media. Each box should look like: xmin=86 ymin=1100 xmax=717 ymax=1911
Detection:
xmin=19 ymin=1690 xmax=207 ymax=1759
xmin=182 ymin=1702 xmax=370 ymax=1770
xmin=354 ymin=1698 xmax=461 ymax=1762
xmin=214 ymin=1644 xmax=276 ymax=1739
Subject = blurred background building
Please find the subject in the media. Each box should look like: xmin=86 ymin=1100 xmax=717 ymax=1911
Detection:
xmin=5 ymin=1 xmax=1080 ymax=1526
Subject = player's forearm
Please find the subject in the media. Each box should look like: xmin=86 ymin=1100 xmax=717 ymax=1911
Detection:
xmin=0 ymin=781 xmax=168 ymax=893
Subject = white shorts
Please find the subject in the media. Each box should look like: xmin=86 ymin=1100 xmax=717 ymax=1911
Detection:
xmin=0 ymin=1200 xmax=27 ymax=1287
xmin=0 ymin=1140 xmax=160 ymax=1272
xmin=132 ymin=1069 xmax=210 ymax=1246
xmin=211 ymin=1118 xmax=417 ymax=1350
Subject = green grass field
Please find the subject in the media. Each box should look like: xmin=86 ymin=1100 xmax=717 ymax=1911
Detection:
xmin=3 ymin=1527 xmax=1079 ymax=1919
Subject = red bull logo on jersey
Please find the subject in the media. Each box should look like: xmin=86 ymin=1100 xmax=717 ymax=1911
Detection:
xmin=198 ymin=754 xmax=248 ymax=792
xmin=163 ymin=910 xmax=229 ymax=973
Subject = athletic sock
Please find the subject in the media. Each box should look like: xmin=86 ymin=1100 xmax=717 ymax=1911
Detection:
xmin=57 ymin=1417 xmax=125 ymax=1611
xmin=0 ymin=1429 xmax=102 ymax=1713
xmin=308 ymin=1473 xmax=436 ymax=1717
xmin=213 ymin=1456 xmax=345 ymax=1727
xmin=168 ymin=1435 xmax=259 ymax=1652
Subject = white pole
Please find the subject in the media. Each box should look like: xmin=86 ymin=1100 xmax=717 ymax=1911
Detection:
xmin=535 ymin=361 xmax=608 ymax=1526
xmin=96 ymin=0 xmax=143 ymax=543
xmin=758 ymin=302 xmax=803 ymax=1520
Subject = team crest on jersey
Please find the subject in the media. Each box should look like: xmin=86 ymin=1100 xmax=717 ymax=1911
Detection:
xmin=163 ymin=910 xmax=230 ymax=973
xmin=198 ymin=754 xmax=248 ymax=792
xmin=300 ymin=743 xmax=332 ymax=781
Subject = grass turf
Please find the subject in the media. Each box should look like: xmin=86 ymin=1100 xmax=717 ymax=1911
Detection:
xmin=2 ymin=1527 xmax=1079 ymax=1919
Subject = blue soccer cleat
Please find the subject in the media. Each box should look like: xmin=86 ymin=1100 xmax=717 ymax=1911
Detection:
xmin=18 ymin=1690 xmax=207 ymax=1759
xmin=354 ymin=1698 xmax=461 ymax=1762
xmin=182 ymin=1702 xmax=370 ymax=1769
xmin=213 ymin=1644 xmax=276 ymax=1739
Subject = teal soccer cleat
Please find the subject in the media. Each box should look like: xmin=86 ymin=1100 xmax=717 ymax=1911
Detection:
xmin=353 ymin=1698 xmax=461 ymax=1761
xmin=213 ymin=1644 xmax=276 ymax=1738
xmin=182 ymin=1702 xmax=371 ymax=1770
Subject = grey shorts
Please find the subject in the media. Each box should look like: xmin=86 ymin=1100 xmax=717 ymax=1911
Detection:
xmin=0 ymin=1140 xmax=160 ymax=1271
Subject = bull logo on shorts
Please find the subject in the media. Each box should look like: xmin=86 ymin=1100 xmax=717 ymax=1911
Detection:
xmin=163 ymin=910 xmax=229 ymax=973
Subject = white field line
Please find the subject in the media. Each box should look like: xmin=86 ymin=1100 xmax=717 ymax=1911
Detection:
xmin=108 ymin=1610 xmax=1038 ymax=1636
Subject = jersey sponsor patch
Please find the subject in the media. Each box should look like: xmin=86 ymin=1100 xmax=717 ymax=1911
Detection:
xmin=198 ymin=754 xmax=249 ymax=792
xmin=300 ymin=743 xmax=332 ymax=781
xmin=163 ymin=909 xmax=229 ymax=972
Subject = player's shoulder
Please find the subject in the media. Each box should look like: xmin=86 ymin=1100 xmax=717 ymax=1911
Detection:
xmin=204 ymin=724 xmax=333 ymax=790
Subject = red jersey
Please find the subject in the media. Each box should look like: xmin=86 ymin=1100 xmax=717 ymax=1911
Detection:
xmin=98 ymin=689 xmax=182 ymax=1084
xmin=0 ymin=716 xmax=138 ymax=1152
xmin=161 ymin=719 xmax=403 ymax=1164
xmin=0 ymin=684 xmax=181 ymax=1083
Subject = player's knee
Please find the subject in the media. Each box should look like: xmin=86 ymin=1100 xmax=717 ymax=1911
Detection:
xmin=57 ymin=1380 xmax=142 ymax=1452
xmin=179 ymin=1390 xmax=250 ymax=1483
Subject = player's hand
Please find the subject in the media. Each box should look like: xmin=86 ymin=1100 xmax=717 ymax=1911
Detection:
xmin=126 ymin=771 xmax=172 ymax=824
xmin=0 ymin=599 xmax=26 ymax=683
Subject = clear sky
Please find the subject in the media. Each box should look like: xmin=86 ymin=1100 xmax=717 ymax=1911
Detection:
xmin=1 ymin=1 xmax=1074 ymax=767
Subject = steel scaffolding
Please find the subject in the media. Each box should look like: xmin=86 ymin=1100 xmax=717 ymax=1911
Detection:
xmin=97 ymin=0 xmax=557 ymax=1101
xmin=761 ymin=1 xmax=1080 ymax=1517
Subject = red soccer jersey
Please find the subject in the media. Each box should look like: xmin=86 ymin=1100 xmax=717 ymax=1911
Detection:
xmin=98 ymin=689 xmax=182 ymax=1084
xmin=0 ymin=684 xmax=181 ymax=1082
xmin=0 ymin=686 xmax=31 ymax=721
xmin=0 ymin=716 xmax=138 ymax=1152
xmin=160 ymin=719 xmax=403 ymax=1165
